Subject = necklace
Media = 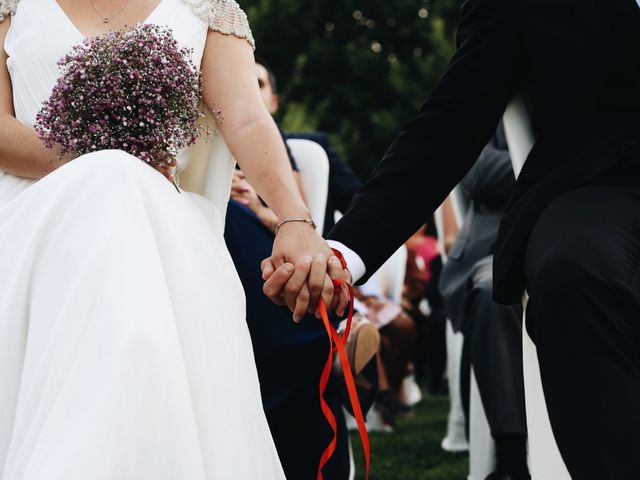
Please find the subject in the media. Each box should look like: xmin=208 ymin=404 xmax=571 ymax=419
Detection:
xmin=89 ymin=0 xmax=129 ymax=23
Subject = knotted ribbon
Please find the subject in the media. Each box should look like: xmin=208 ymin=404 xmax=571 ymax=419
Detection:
xmin=316 ymin=249 xmax=370 ymax=480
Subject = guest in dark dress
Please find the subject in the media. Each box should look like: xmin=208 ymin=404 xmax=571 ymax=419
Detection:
xmin=223 ymin=58 xmax=352 ymax=479
xmin=225 ymin=198 xmax=349 ymax=480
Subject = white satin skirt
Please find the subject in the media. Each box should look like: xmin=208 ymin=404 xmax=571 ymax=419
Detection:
xmin=0 ymin=151 xmax=286 ymax=479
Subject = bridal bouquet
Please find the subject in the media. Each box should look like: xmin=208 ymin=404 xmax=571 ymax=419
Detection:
xmin=35 ymin=24 xmax=204 ymax=167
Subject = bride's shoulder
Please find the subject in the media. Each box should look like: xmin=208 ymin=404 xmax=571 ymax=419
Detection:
xmin=182 ymin=0 xmax=255 ymax=49
xmin=0 ymin=0 xmax=19 ymax=23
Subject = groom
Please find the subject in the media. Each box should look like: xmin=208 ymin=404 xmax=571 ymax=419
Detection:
xmin=263 ymin=0 xmax=640 ymax=478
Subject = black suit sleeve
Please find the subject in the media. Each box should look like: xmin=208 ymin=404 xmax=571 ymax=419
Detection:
xmin=328 ymin=0 xmax=521 ymax=283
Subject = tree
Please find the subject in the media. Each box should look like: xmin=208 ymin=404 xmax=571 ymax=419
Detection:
xmin=244 ymin=0 xmax=460 ymax=178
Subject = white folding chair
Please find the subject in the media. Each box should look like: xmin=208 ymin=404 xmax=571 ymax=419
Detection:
xmin=285 ymin=139 xmax=330 ymax=230
xmin=181 ymin=125 xmax=331 ymax=234
xmin=503 ymin=94 xmax=571 ymax=480
xmin=369 ymin=245 xmax=408 ymax=304
xmin=434 ymin=203 xmax=470 ymax=454
xmin=179 ymin=113 xmax=238 ymax=232
xmin=468 ymin=367 xmax=496 ymax=479
xmin=450 ymin=186 xmax=468 ymax=227
xmin=347 ymin=438 xmax=356 ymax=480
xmin=441 ymin=319 xmax=469 ymax=453
xmin=440 ymin=192 xmax=495 ymax=479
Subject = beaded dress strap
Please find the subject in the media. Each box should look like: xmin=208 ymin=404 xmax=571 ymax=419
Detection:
xmin=181 ymin=0 xmax=255 ymax=49
xmin=0 ymin=0 xmax=19 ymax=23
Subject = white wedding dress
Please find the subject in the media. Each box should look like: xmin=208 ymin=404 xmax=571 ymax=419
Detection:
xmin=0 ymin=0 xmax=286 ymax=478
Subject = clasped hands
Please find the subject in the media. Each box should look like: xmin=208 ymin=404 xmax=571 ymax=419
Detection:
xmin=261 ymin=222 xmax=352 ymax=322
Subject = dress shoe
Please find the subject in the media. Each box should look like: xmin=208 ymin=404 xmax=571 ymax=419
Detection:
xmin=485 ymin=471 xmax=531 ymax=480
xmin=374 ymin=390 xmax=412 ymax=419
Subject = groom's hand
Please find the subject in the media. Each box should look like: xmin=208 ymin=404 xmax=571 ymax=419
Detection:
xmin=329 ymin=255 xmax=352 ymax=316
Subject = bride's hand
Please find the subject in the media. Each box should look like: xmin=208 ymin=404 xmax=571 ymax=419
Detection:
xmin=42 ymin=145 xmax=74 ymax=176
xmin=151 ymin=152 xmax=177 ymax=183
xmin=262 ymin=223 xmax=351 ymax=321
xmin=154 ymin=163 xmax=175 ymax=183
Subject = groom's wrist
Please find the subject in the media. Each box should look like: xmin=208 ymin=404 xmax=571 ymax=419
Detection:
xmin=326 ymin=240 xmax=366 ymax=284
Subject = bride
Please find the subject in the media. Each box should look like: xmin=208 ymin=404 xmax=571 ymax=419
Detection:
xmin=0 ymin=0 xmax=343 ymax=478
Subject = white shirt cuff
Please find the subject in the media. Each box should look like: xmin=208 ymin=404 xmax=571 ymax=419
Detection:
xmin=327 ymin=240 xmax=366 ymax=284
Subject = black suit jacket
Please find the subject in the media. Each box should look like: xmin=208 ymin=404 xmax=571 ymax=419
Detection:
xmin=285 ymin=132 xmax=362 ymax=235
xmin=439 ymin=126 xmax=514 ymax=331
xmin=328 ymin=0 xmax=640 ymax=304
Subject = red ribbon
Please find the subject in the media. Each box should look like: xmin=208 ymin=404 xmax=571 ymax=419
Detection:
xmin=316 ymin=249 xmax=370 ymax=480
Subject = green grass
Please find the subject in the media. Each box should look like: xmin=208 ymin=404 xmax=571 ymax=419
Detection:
xmin=351 ymin=395 xmax=469 ymax=480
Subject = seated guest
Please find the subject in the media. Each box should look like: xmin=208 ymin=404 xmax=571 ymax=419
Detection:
xmin=224 ymin=58 xmax=375 ymax=480
xmin=356 ymin=276 xmax=417 ymax=422
xmin=405 ymin=226 xmax=448 ymax=395
xmin=227 ymin=173 xmax=353 ymax=479
xmin=439 ymin=125 xmax=528 ymax=480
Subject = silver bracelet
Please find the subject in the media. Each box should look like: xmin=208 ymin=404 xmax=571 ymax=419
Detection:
xmin=275 ymin=218 xmax=317 ymax=235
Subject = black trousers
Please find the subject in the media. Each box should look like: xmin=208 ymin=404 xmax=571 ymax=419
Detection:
xmin=524 ymin=185 xmax=640 ymax=479
xmin=460 ymin=256 xmax=527 ymax=437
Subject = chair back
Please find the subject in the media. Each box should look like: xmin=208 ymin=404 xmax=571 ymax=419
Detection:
xmin=370 ymin=246 xmax=408 ymax=304
xmin=179 ymin=112 xmax=236 ymax=230
xmin=502 ymin=93 xmax=535 ymax=179
xmin=502 ymin=95 xmax=571 ymax=480
xmin=450 ymin=186 xmax=469 ymax=224
xmin=286 ymin=139 xmax=330 ymax=230
xmin=434 ymin=185 xmax=466 ymax=262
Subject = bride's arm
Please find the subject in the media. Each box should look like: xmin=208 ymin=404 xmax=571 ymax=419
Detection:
xmin=201 ymin=31 xmax=347 ymax=319
xmin=201 ymin=32 xmax=307 ymax=223
xmin=0 ymin=18 xmax=68 ymax=178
